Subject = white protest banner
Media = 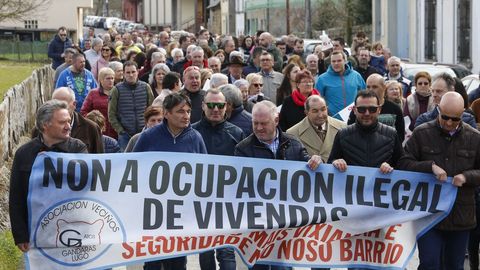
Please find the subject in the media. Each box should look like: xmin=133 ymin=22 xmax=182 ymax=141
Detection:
xmin=25 ymin=152 xmax=456 ymax=269
xmin=336 ymin=102 xmax=354 ymax=122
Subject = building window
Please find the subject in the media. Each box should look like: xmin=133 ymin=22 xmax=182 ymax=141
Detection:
xmin=457 ymin=0 xmax=471 ymax=64
xmin=424 ymin=0 xmax=436 ymax=61
xmin=24 ymin=20 xmax=38 ymax=29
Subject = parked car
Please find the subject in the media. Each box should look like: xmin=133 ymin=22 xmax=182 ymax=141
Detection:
xmin=462 ymin=74 xmax=479 ymax=95
xmin=401 ymin=63 xmax=458 ymax=82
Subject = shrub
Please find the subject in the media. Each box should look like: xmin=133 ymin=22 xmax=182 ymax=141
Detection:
xmin=0 ymin=230 xmax=23 ymax=269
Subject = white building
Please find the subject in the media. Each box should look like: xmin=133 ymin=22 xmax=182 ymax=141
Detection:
xmin=372 ymin=0 xmax=479 ymax=74
xmin=0 ymin=0 xmax=93 ymax=41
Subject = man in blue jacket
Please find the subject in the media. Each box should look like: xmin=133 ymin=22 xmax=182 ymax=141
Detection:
xmin=133 ymin=92 xmax=207 ymax=270
xmin=56 ymin=53 xmax=97 ymax=112
xmin=315 ymin=51 xmax=366 ymax=119
xmin=47 ymin=26 xmax=72 ymax=70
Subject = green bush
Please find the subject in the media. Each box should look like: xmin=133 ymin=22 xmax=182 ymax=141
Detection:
xmin=0 ymin=230 xmax=23 ymax=270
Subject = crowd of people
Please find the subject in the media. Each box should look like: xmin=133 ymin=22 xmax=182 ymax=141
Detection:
xmin=9 ymin=25 xmax=480 ymax=270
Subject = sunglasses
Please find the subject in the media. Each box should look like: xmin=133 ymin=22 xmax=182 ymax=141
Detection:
xmin=206 ymin=102 xmax=226 ymax=109
xmin=253 ymin=83 xmax=263 ymax=87
xmin=437 ymin=107 xmax=461 ymax=122
xmin=356 ymin=106 xmax=378 ymax=114
xmin=417 ymin=82 xmax=429 ymax=86
xmin=440 ymin=114 xmax=461 ymax=122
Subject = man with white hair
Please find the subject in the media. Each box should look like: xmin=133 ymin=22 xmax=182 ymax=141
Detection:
xmin=84 ymin=37 xmax=103 ymax=67
xmin=208 ymin=56 xmax=222 ymax=73
xmin=305 ymin=54 xmax=320 ymax=81
xmin=210 ymin=73 xmax=228 ymax=89
xmin=384 ymin=56 xmax=411 ymax=97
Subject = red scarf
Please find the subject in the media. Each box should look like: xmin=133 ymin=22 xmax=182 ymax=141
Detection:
xmin=291 ymin=88 xmax=320 ymax=106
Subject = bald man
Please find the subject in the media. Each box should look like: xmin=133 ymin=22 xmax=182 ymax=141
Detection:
xmin=347 ymin=74 xmax=405 ymax=142
xmin=399 ymin=91 xmax=480 ymax=270
xmin=52 ymin=87 xmax=104 ymax=153
xmin=257 ymin=32 xmax=283 ymax=72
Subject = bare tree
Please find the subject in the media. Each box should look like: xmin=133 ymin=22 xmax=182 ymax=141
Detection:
xmin=0 ymin=0 xmax=51 ymax=23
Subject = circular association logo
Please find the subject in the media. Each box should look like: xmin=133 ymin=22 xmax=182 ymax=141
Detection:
xmin=33 ymin=198 xmax=126 ymax=266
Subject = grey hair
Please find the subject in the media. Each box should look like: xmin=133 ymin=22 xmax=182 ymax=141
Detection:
xmin=191 ymin=46 xmax=204 ymax=55
xmin=229 ymin=51 xmax=244 ymax=62
xmin=151 ymin=51 xmax=166 ymax=62
xmin=64 ymin=48 xmax=78 ymax=55
xmin=36 ymin=99 xmax=69 ymax=133
xmin=149 ymin=63 xmax=171 ymax=85
xmin=210 ymin=73 xmax=228 ymax=89
xmin=252 ymin=100 xmax=278 ymax=119
xmin=306 ymin=54 xmax=319 ymax=62
xmin=233 ymin=79 xmax=249 ymax=89
xmin=208 ymin=56 xmax=220 ymax=65
xmin=92 ymin=37 xmax=103 ymax=47
xmin=219 ymin=84 xmax=243 ymax=107
xmin=109 ymin=61 xmax=123 ymax=71
xmin=387 ymin=56 xmax=401 ymax=66
xmin=171 ymin=48 xmax=184 ymax=57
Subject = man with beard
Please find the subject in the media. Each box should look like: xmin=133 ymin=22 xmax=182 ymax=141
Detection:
xmin=56 ymin=53 xmax=97 ymax=111
xmin=328 ymin=90 xmax=403 ymax=174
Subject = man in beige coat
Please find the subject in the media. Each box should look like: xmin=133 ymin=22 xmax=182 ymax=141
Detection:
xmin=287 ymin=95 xmax=346 ymax=162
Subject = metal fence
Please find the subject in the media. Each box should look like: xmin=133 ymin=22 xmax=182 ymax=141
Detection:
xmin=0 ymin=40 xmax=50 ymax=62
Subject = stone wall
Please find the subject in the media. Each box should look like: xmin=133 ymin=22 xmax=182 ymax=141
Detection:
xmin=0 ymin=65 xmax=54 ymax=231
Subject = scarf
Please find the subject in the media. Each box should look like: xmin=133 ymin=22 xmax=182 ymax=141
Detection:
xmin=291 ymin=88 xmax=320 ymax=106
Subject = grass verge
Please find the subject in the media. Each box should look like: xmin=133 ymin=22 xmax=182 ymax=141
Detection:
xmin=0 ymin=60 xmax=44 ymax=103
xmin=0 ymin=230 xmax=22 ymax=269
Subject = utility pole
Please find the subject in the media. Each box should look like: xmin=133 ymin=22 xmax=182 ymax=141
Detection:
xmin=266 ymin=0 xmax=270 ymax=32
xmin=286 ymin=0 xmax=290 ymax=34
xmin=304 ymin=0 xmax=311 ymax=38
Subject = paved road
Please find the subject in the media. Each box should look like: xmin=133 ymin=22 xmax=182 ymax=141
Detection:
xmin=116 ymin=248 xmax=428 ymax=270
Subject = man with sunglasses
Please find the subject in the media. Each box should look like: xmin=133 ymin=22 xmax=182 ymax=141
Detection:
xmin=415 ymin=72 xmax=476 ymax=129
xmin=399 ymin=91 xmax=480 ymax=270
xmin=192 ymin=89 xmax=244 ymax=270
xmin=48 ymin=26 xmax=73 ymax=70
xmin=328 ymin=90 xmax=403 ymax=174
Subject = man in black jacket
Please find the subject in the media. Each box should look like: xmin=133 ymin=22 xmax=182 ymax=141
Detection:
xmin=398 ymin=92 xmax=480 ymax=270
xmin=193 ymin=89 xmax=244 ymax=270
xmin=9 ymin=100 xmax=87 ymax=252
xmin=234 ymin=100 xmax=321 ymax=270
xmin=329 ymin=90 xmax=403 ymax=173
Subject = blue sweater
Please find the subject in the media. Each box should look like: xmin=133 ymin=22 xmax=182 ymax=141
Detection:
xmin=55 ymin=68 xmax=97 ymax=111
xmin=315 ymin=63 xmax=366 ymax=118
xmin=133 ymin=120 xmax=207 ymax=154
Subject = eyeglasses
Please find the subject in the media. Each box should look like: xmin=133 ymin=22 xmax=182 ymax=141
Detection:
xmin=205 ymin=102 xmax=226 ymax=109
xmin=356 ymin=106 xmax=378 ymax=114
xmin=300 ymin=81 xmax=314 ymax=85
xmin=437 ymin=107 xmax=461 ymax=122
xmin=252 ymin=83 xmax=263 ymax=87
xmin=417 ymin=82 xmax=430 ymax=86
xmin=260 ymin=59 xmax=272 ymax=62
xmin=102 ymin=48 xmax=111 ymax=51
